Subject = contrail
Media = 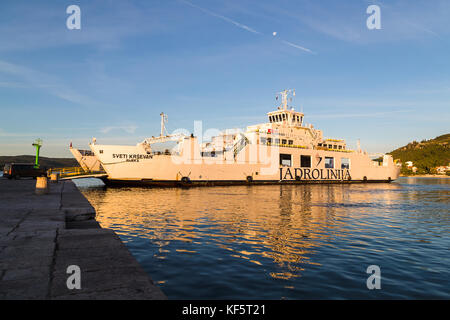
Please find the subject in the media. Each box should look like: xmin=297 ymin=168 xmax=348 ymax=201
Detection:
xmin=179 ymin=0 xmax=314 ymax=54
xmin=282 ymin=40 xmax=315 ymax=54
xmin=180 ymin=0 xmax=260 ymax=34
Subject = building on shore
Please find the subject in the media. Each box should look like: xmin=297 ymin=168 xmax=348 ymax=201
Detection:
xmin=435 ymin=165 xmax=450 ymax=175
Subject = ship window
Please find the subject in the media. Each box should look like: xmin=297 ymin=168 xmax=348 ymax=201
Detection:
xmin=338 ymin=145 xmax=342 ymax=150
xmin=260 ymin=137 xmax=267 ymax=144
xmin=288 ymin=140 xmax=293 ymax=145
xmin=325 ymin=157 xmax=334 ymax=168
xmin=282 ymin=139 xmax=287 ymax=145
xmin=318 ymin=143 xmax=322 ymax=147
xmin=267 ymin=138 xmax=272 ymax=144
xmin=341 ymin=158 xmax=350 ymax=169
xmin=300 ymin=155 xmax=311 ymax=168
xmin=334 ymin=145 xmax=337 ymax=149
xmin=275 ymin=138 xmax=280 ymax=144
xmin=99 ymin=150 xmax=103 ymax=154
xmin=280 ymin=154 xmax=292 ymax=167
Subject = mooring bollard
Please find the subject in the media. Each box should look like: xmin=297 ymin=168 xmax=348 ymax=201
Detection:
xmin=50 ymin=173 xmax=59 ymax=183
xmin=36 ymin=176 xmax=49 ymax=195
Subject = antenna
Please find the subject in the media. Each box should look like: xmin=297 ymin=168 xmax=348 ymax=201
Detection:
xmin=276 ymin=89 xmax=296 ymax=110
xmin=160 ymin=112 xmax=168 ymax=137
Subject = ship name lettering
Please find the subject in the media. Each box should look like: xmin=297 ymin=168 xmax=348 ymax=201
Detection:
xmin=112 ymin=153 xmax=128 ymax=159
xmin=112 ymin=153 xmax=153 ymax=161
xmin=280 ymin=168 xmax=350 ymax=181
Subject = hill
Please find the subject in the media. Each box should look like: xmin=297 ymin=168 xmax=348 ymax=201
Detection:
xmin=0 ymin=155 xmax=78 ymax=170
xmin=388 ymin=134 xmax=450 ymax=174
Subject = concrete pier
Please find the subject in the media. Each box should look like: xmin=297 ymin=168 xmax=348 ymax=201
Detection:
xmin=0 ymin=178 xmax=166 ymax=300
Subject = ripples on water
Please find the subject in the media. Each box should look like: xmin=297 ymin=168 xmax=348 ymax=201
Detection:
xmin=75 ymin=177 xmax=450 ymax=299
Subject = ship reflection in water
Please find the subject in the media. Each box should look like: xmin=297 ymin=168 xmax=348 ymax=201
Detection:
xmin=76 ymin=178 xmax=450 ymax=299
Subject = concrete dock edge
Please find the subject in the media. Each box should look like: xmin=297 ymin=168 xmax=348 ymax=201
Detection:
xmin=0 ymin=178 xmax=166 ymax=300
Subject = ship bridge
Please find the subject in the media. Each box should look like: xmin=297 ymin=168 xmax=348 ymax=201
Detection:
xmin=267 ymin=109 xmax=304 ymax=127
xmin=267 ymin=89 xmax=304 ymax=127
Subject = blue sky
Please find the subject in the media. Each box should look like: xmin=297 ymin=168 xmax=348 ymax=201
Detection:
xmin=0 ymin=0 xmax=449 ymax=157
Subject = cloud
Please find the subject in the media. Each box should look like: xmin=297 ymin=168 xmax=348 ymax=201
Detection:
xmin=100 ymin=126 xmax=138 ymax=134
xmin=0 ymin=128 xmax=45 ymax=138
xmin=0 ymin=1 xmax=167 ymax=52
xmin=0 ymin=81 xmax=29 ymax=88
xmin=0 ymin=59 xmax=98 ymax=106
xmin=309 ymin=110 xmax=412 ymax=119
xmin=257 ymin=0 xmax=448 ymax=44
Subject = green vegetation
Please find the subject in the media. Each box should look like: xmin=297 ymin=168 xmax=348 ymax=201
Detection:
xmin=0 ymin=155 xmax=78 ymax=170
xmin=388 ymin=134 xmax=450 ymax=175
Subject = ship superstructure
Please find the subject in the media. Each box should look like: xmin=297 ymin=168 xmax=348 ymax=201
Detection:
xmin=87 ymin=89 xmax=399 ymax=186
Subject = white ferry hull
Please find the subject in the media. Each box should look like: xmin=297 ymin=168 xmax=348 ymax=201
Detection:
xmin=90 ymin=142 xmax=399 ymax=187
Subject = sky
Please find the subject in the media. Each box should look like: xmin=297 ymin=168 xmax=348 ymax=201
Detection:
xmin=0 ymin=0 xmax=449 ymax=157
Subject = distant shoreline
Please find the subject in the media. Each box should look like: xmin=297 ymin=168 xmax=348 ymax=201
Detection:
xmin=400 ymin=174 xmax=450 ymax=178
xmin=0 ymin=155 xmax=77 ymax=169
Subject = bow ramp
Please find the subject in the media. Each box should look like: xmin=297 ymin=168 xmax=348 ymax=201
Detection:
xmin=48 ymin=167 xmax=107 ymax=180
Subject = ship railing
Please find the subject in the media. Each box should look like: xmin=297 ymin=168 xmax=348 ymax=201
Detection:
xmin=47 ymin=166 xmax=105 ymax=178
xmin=152 ymin=150 xmax=177 ymax=156
xmin=233 ymin=135 xmax=249 ymax=158
xmin=266 ymin=143 xmax=307 ymax=149
xmin=315 ymin=146 xmax=353 ymax=152
xmin=325 ymin=139 xmax=344 ymax=142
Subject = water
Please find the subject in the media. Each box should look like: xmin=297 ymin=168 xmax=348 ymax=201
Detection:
xmin=74 ymin=177 xmax=450 ymax=299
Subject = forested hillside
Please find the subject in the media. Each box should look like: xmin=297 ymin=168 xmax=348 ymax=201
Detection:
xmin=388 ymin=134 xmax=450 ymax=174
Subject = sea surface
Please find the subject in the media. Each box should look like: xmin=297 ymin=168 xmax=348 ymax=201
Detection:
xmin=74 ymin=177 xmax=450 ymax=299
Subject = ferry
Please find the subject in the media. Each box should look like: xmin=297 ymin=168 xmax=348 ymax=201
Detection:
xmin=86 ymin=89 xmax=400 ymax=187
